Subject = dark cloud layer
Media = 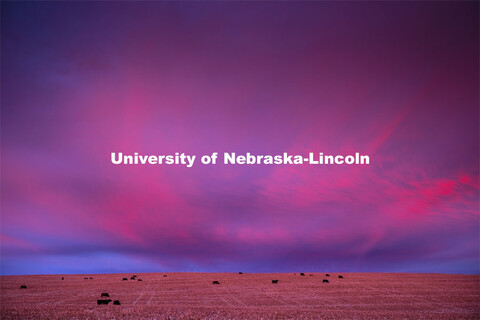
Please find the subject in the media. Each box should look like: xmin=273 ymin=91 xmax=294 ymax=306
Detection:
xmin=1 ymin=2 xmax=478 ymax=275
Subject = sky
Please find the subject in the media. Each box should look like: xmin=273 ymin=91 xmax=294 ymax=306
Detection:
xmin=1 ymin=1 xmax=479 ymax=275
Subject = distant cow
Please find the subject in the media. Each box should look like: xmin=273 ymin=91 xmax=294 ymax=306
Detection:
xmin=138 ymin=279 xmax=142 ymax=281
xmin=20 ymin=285 xmax=27 ymax=289
xmin=272 ymin=280 xmax=279 ymax=284
xmin=61 ymin=277 xmax=64 ymax=280
xmin=212 ymin=281 xmax=220 ymax=285
xmin=239 ymin=272 xmax=243 ymax=274
xmin=300 ymin=273 xmax=305 ymax=276
xmin=338 ymin=275 xmax=344 ymax=279
xmin=130 ymin=277 xmax=136 ymax=280
xmin=323 ymin=279 xmax=329 ymax=283
xmin=325 ymin=274 xmax=330 ymax=277
xmin=309 ymin=274 xmax=314 ymax=276
xmin=122 ymin=278 xmax=128 ymax=281
xmin=101 ymin=293 xmax=109 ymax=297
xmin=163 ymin=275 xmax=167 ymax=277
xmin=113 ymin=300 xmax=121 ymax=305
xmin=97 ymin=299 xmax=112 ymax=305
xmin=84 ymin=277 xmax=88 ymax=280
xmin=89 ymin=277 xmax=93 ymax=279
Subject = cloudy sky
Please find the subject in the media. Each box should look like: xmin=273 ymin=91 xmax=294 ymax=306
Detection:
xmin=1 ymin=1 xmax=478 ymax=275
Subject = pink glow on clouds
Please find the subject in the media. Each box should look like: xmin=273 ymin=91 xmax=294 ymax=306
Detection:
xmin=1 ymin=1 xmax=478 ymax=274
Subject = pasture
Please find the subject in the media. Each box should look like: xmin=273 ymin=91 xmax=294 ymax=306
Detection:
xmin=1 ymin=272 xmax=479 ymax=319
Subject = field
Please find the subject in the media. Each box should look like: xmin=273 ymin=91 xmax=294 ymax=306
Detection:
xmin=1 ymin=272 xmax=479 ymax=319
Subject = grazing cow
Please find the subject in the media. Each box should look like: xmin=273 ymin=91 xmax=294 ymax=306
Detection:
xmin=138 ymin=279 xmax=142 ymax=281
xmin=300 ymin=273 xmax=305 ymax=276
xmin=309 ymin=274 xmax=314 ymax=276
xmin=89 ymin=277 xmax=93 ymax=279
xmin=272 ymin=280 xmax=279 ymax=284
xmin=323 ymin=279 xmax=329 ymax=283
xmin=61 ymin=277 xmax=64 ymax=280
xmin=163 ymin=275 xmax=167 ymax=277
xmin=20 ymin=285 xmax=27 ymax=289
xmin=97 ymin=299 xmax=112 ymax=305
xmin=101 ymin=293 xmax=109 ymax=297
xmin=238 ymin=272 xmax=243 ymax=274
xmin=212 ymin=281 xmax=220 ymax=285
xmin=325 ymin=274 xmax=330 ymax=277
xmin=338 ymin=275 xmax=344 ymax=279
xmin=130 ymin=277 xmax=135 ymax=280
xmin=122 ymin=278 xmax=128 ymax=281
xmin=84 ymin=277 xmax=88 ymax=280
xmin=113 ymin=300 xmax=121 ymax=305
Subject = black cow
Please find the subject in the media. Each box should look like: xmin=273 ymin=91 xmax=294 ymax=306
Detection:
xmin=323 ymin=279 xmax=329 ymax=283
xmin=84 ymin=277 xmax=88 ymax=280
xmin=212 ymin=281 xmax=220 ymax=285
xmin=163 ymin=275 xmax=167 ymax=277
xmin=272 ymin=280 xmax=279 ymax=284
xmin=20 ymin=285 xmax=27 ymax=289
xmin=113 ymin=300 xmax=121 ymax=305
xmin=89 ymin=277 xmax=93 ymax=279
xmin=101 ymin=293 xmax=109 ymax=297
xmin=309 ymin=274 xmax=314 ymax=276
xmin=130 ymin=277 xmax=135 ymax=280
xmin=300 ymin=273 xmax=305 ymax=276
xmin=97 ymin=299 xmax=112 ymax=305
xmin=138 ymin=279 xmax=142 ymax=281
xmin=338 ymin=275 xmax=344 ymax=279
xmin=61 ymin=277 xmax=64 ymax=280
xmin=122 ymin=278 xmax=128 ymax=281
xmin=325 ymin=274 xmax=330 ymax=277
xmin=238 ymin=272 xmax=243 ymax=274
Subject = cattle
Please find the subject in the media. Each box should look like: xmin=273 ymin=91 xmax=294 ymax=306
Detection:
xmin=325 ymin=274 xmax=330 ymax=277
xmin=272 ymin=280 xmax=279 ymax=284
xmin=130 ymin=277 xmax=135 ymax=280
xmin=323 ymin=279 xmax=329 ymax=283
xmin=113 ymin=300 xmax=121 ymax=305
xmin=97 ymin=299 xmax=112 ymax=305
xmin=61 ymin=277 xmax=64 ymax=280
xmin=138 ymin=279 xmax=142 ymax=281
xmin=309 ymin=274 xmax=314 ymax=276
xmin=212 ymin=281 xmax=220 ymax=285
xmin=89 ymin=277 xmax=93 ymax=279
xmin=122 ymin=278 xmax=128 ymax=281
xmin=238 ymin=272 xmax=243 ymax=274
xmin=101 ymin=293 xmax=110 ymax=297
xmin=163 ymin=275 xmax=167 ymax=277
xmin=84 ymin=277 xmax=88 ymax=280
xmin=20 ymin=285 xmax=27 ymax=289
xmin=338 ymin=275 xmax=344 ymax=279
xmin=300 ymin=273 xmax=305 ymax=276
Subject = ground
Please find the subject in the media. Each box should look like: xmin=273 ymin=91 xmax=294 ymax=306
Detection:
xmin=1 ymin=272 xmax=479 ymax=319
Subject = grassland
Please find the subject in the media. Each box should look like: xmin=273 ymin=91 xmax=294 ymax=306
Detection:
xmin=1 ymin=272 xmax=479 ymax=319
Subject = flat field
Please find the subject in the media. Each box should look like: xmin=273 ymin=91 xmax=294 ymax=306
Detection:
xmin=1 ymin=272 xmax=478 ymax=319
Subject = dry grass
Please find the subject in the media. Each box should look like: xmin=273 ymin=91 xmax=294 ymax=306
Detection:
xmin=1 ymin=272 xmax=479 ymax=319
